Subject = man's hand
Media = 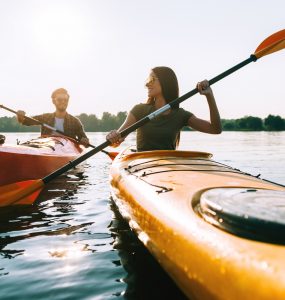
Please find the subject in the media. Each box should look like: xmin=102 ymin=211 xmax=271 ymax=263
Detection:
xmin=17 ymin=110 xmax=26 ymax=123
xmin=80 ymin=137 xmax=90 ymax=147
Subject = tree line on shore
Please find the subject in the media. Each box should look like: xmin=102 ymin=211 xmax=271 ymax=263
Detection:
xmin=0 ymin=112 xmax=284 ymax=132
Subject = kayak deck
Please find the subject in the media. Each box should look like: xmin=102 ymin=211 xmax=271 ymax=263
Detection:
xmin=110 ymin=149 xmax=285 ymax=300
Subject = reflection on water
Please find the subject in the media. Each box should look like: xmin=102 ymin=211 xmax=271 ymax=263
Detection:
xmin=0 ymin=169 xmax=92 ymax=270
xmin=1 ymin=169 xmax=88 ymax=233
xmin=0 ymin=132 xmax=284 ymax=299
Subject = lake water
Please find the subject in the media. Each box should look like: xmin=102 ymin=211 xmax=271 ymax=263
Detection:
xmin=0 ymin=131 xmax=284 ymax=300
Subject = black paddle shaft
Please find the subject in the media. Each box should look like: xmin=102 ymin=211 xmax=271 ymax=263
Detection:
xmin=43 ymin=54 xmax=257 ymax=183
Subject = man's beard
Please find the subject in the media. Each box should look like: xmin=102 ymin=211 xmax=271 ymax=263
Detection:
xmin=57 ymin=106 xmax=67 ymax=113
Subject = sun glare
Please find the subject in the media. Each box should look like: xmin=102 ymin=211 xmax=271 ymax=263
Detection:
xmin=33 ymin=5 xmax=89 ymax=60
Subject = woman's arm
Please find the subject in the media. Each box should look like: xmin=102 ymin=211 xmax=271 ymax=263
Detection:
xmin=187 ymin=80 xmax=222 ymax=134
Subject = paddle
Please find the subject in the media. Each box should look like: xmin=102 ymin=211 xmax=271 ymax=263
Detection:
xmin=0 ymin=29 xmax=284 ymax=207
xmin=0 ymin=104 xmax=118 ymax=160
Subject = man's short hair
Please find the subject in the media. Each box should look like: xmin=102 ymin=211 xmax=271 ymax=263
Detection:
xmin=51 ymin=88 xmax=69 ymax=100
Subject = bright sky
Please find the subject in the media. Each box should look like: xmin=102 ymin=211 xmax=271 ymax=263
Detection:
xmin=0 ymin=0 xmax=284 ymax=120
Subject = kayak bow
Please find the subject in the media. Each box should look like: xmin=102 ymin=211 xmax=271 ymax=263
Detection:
xmin=110 ymin=149 xmax=285 ymax=300
xmin=0 ymin=136 xmax=84 ymax=186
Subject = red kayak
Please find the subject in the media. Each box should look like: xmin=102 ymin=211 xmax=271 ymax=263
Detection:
xmin=0 ymin=136 xmax=85 ymax=186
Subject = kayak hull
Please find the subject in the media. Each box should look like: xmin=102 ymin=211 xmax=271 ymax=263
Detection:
xmin=0 ymin=136 xmax=84 ymax=186
xmin=110 ymin=149 xmax=285 ymax=300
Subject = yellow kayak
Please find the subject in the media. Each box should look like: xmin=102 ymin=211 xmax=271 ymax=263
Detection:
xmin=109 ymin=149 xmax=285 ymax=299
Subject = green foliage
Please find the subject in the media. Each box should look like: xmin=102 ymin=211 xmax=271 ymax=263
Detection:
xmin=0 ymin=112 xmax=284 ymax=132
xmin=0 ymin=116 xmax=39 ymax=132
xmin=264 ymin=115 xmax=285 ymax=131
xmin=235 ymin=116 xmax=263 ymax=131
xmin=220 ymin=115 xmax=285 ymax=131
xmin=221 ymin=119 xmax=237 ymax=130
xmin=77 ymin=113 xmax=100 ymax=131
xmin=93 ymin=111 xmax=127 ymax=131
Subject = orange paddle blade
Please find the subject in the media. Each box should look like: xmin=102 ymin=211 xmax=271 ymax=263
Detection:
xmin=0 ymin=179 xmax=44 ymax=207
xmin=101 ymin=149 xmax=119 ymax=160
xmin=254 ymin=29 xmax=285 ymax=59
xmin=107 ymin=151 xmax=119 ymax=160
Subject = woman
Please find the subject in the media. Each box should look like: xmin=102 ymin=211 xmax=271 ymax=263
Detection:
xmin=107 ymin=66 xmax=222 ymax=151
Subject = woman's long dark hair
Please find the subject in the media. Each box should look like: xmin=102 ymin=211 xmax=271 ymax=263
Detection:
xmin=146 ymin=66 xmax=181 ymax=147
xmin=146 ymin=66 xmax=179 ymax=107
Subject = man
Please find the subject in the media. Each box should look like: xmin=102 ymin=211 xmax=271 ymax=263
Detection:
xmin=17 ymin=88 xmax=89 ymax=145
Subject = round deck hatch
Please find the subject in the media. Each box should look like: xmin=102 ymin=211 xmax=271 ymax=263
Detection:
xmin=199 ymin=188 xmax=285 ymax=244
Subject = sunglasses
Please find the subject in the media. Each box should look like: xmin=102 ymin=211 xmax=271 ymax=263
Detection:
xmin=145 ymin=76 xmax=158 ymax=85
xmin=55 ymin=97 xmax=69 ymax=102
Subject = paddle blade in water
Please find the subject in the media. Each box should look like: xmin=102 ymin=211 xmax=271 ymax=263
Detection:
xmin=254 ymin=29 xmax=285 ymax=59
xmin=0 ymin=179 xmax=44 ymax=207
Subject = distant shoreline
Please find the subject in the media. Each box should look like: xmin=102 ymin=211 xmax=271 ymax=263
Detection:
xmin=1 ymin=113 xmax=285 ymax=132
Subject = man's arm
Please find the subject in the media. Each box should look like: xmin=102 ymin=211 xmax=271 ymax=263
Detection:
xmin=75 ymin=117 xmax=90 ymax=146
xmin=17 ymin=111 xmax=44 ymax=126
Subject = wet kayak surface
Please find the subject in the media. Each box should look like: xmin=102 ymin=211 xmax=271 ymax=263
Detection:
xmin=0 ymin=132 xmax=284 ymax=300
